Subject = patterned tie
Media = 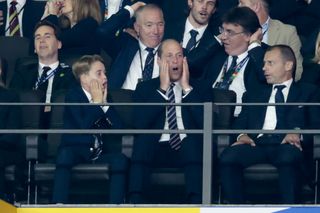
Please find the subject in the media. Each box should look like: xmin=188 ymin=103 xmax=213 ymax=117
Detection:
xmin=9 ymin=1 xmax=20 ymax=36
xmin=274 ymin=85 xmax=286 ymax=129
xmin=167 ymin=83 xmax=181 ymax=150
xmin=35 ymin=66 xmax=51 ymax=91
xmin=142 ymin=47 xmax=155 ymax=81
xmin=216 ymin=56 xmax=238 ymax=89
xmin=185 ymin=29 xmax=198 ymax=53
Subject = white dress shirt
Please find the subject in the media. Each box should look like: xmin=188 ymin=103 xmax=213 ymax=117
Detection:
xmin=158 ymin=82 xmax=187 ymax=142
xmin=213 ymin=51 xmax=249 ymax=116
xmin=122 ymin=40 xmax=160 ymax=90
xmin=5 ymin=0 xmax=26 ymax=36
xmin=38 ymin=61 xmax=59 ymax=104
xmin=182 ymin=18 xmax=207 ymax=49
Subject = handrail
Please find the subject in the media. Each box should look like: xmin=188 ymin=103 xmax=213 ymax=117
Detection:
xmin=2 ymin=101 xmax=320 ymax=204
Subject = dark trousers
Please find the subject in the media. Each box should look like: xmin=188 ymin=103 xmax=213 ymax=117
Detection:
xmin=128 ymin=134 xmax=203 ymax=204
xmin=220 ymin=135 xmax=303 ymax=204
xmin=52 ymin=146 xmax=128 ymax=204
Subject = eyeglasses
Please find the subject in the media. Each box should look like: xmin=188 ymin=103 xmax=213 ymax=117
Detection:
xmin=219 ymin=27 xmax=245 ymax=37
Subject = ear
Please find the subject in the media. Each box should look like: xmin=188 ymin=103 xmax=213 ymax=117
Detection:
xmin=285 ymin=61 xmax=293 ymax=72
xmin=57 ymin=40 xmax=62 ymax=50
xmin=188 ymin=0 xmax=193 ymax=8
xmin=134 ymin=22 xmax=139 ymax=36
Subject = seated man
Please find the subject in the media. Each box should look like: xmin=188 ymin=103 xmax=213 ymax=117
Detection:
xmin=0 ymin=58 xmax=22 ymax=203
xmin=219 ymin=45 xmax=318 ymax=204
xmin=52 ymin=55 xmax=128 ymax=204
xmin=129 ymin=39 xmax=210 ymax=204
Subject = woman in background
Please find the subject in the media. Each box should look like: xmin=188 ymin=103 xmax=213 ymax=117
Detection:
xmin=41 ymin=0 xmax=102 ymax=55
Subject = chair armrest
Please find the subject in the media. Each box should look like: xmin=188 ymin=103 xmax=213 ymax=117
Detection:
xmin=26 ymin=134 xmax=39 ymax=161
xmin=217 ymin=134 xmax=230 ymax=157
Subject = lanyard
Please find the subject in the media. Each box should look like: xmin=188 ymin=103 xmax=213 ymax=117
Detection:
xmin=34 ymin=67 xmax=59 ymax=90
xmin=221 ymin=56 xmax=249 ymax=84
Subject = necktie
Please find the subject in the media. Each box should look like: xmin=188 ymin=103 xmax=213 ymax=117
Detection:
xmin=9 ymin=1 xmax=20 ymax=36
xmin=185 ymin=29 xmax=198 ymax=53
xmin=36 ymin=66 xmax=51 ymax=91
xmin=167 ymin=83 xmax=181 ymax=150
xmin=216 ymin=56 xmax=238 ymax=89
xmin=142 ymin=47 xmax=155 ymax=81
xmin=274 ymin=85 xmax=286 ymax=129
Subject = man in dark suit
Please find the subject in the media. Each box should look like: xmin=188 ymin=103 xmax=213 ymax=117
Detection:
xmin=0 ymin=0 xmax=45 ymax=38
xmin=10 ymin=20 xmax=76 ymax=104
xmin=164 ymin=0 xmax=221 ymax=79
xmin=192 ymin=7 xmax=266 ymax=116
xmin=52 ymin=55 xmax=128 ymax=204
xmin=129 ymin=39 xmax=210 ymax=204
xmin=219 ymin=45 xmax=318 ymax=204
xmin=98 ymin=3 xmax=164 ymax=90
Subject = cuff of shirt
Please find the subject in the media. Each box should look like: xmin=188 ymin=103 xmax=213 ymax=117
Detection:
xmin=237 ymin=133 xmax=247 ymax=141
xmin=124 ymin=5 xmax=134 ymax=18
xmin=101 ymin=105 xmax=110 ymax=113
xmin=248 ymin=41 xmax=261 ymax=50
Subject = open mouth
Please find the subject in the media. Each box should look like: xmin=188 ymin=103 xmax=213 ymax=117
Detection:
xmin=199 ymin=12 xmax=208 ymax=17
xmin=172 ymin=67 xmax=179 ymax=71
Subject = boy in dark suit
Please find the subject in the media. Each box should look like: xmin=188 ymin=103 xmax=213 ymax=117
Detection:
xmin=52 ymin=55 xmax=128 ymax=204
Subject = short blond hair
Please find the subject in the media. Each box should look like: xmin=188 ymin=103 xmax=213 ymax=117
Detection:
xmin=72 ymin=54 xmax=104 ymax=81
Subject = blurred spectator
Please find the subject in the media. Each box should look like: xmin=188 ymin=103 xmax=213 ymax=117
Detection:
xmin=0 ymin=57 xmax=22 ymax=204
xmin=41 ymin=0 xmax=102 ymax=55
xmin=238 ymin=0 xmax=303 ymax=81
xmin=0 ymin=0 xmax=45 ymax=39
xmin=300 ymin=32 xmax=320 ymax=86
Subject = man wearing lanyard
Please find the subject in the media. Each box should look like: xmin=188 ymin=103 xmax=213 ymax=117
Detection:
xmin=10 ymin=20 xmax=76 ymax=125
xmin=194 ymin=7 xmax=267 ymax=117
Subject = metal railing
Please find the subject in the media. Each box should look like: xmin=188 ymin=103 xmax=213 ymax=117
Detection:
xmin=1 ymin=101 xmax=320 ymax=204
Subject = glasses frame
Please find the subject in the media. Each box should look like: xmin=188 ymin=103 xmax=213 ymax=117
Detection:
xmin=219 ymin=26 xmax=245 ymax=38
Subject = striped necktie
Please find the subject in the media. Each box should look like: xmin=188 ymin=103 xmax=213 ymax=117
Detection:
xmin=9 ymin=1 xmax=21 ymax=36
xmin=167 ymin=83 xmax=181 ymax=150
xmin=142 ymin=47 xmax=155 ymax=81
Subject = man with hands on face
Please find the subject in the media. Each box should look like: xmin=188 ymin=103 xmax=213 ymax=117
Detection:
xmin=219 ymin=45 xmax=318 ymax=204
xmin=128 ymin=39 xmax=210 ymax=204
xmin=52 ymin=55 xmax=128 ymax=204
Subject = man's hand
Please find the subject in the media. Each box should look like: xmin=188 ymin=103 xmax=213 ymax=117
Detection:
xmin=180 ymin=57 xmax=191 ymax=90
xmin=231 ymin=134 xmax=256 ymax=147
xmin=249 ymin=28 xmax=263 ymax=44
xmin=281 ymin=133 xmax=302 ymax=151
xmin=159 ymin=60 xmax=170 ymax=91
xmin=131 ymin=1 xmax=146 ymax=12
xmin=90 ymin=79 xmax=104 ymax=103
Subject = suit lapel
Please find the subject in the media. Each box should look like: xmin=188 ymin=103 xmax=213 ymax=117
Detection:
xmin=0 ymin=2 xmax=7 ymax=35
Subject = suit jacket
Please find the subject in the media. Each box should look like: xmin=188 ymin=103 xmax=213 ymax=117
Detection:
xmin=61 ymin=86 xmax=123 ymax=147
xmin=9 ymin=61 xmax=77 ymax=101
xmin=300 ymin=60 xmax=320 ymax=86
xmin=0 ymin=86 xmax=21 ymax=150
xmin=0 ymin=0 xmax=45 ymax=39
xmin=268 ymin=19 xmax=303 ymax=81
xmin=164 ymin=15 xmax=221 ymax=79
xmin=201 ymin=42 xmax=267 ymax=93
xmin=233 ymin=82 xmax=318 ymax=140
xmin=133 ymin=77 xmax=210 ymax=144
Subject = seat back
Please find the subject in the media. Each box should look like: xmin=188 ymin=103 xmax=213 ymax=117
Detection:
xmin=0 ymin=36 xmax=31 ymax=86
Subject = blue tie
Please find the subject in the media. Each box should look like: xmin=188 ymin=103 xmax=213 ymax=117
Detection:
xmin=167 ymin=83 xmax=181 ymax=150
xmin=35 ymin=66 xmax=51 ymax=91
xmin=185 ymin=30 xmax=198 ymax=53
xmin=274 ymin=85 xmax=286 ymax=129
xmin=142 ymin=47 xmax=155 ymax=81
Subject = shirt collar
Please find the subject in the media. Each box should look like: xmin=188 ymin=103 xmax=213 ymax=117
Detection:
xmin=82 ymin=87 xmax=92 ymax=102
xmin=7 ymin=0 xmax=26 ymax=9
xmin=39 ymin=61 xmax=59 ymax=75
xmin=230 ymin=51 xmax=248 ymax=64
xmin=138 ymin=40 xmax=159 ymax=54
xmin=185 ymin=18 xmax=207 ymax=39
xmin=272 ymin=78 xmax=293 ymax=90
